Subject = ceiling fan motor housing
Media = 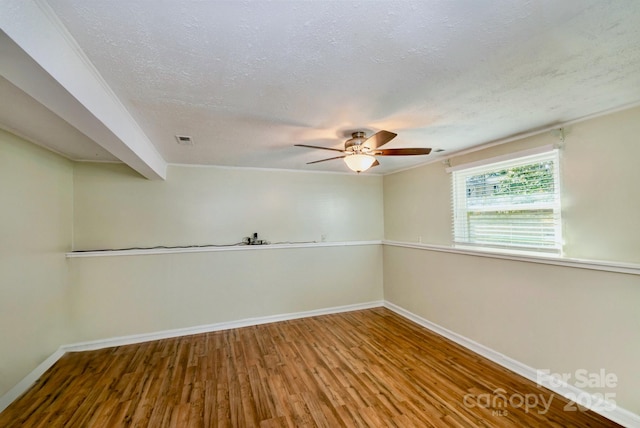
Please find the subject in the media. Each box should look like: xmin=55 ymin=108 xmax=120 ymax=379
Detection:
xmin=345 ymin=131 xmax=368 ymax=153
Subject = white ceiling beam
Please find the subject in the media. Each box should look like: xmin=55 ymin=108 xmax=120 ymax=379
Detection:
xmin=0 ymin=0 xmax=167 ymax=180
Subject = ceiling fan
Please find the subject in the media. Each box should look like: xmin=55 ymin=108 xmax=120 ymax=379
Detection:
xmin=295 ymin=130 xmax=432 ymax=173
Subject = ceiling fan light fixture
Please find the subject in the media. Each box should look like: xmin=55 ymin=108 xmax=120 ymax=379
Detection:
xmin=344 ymin=154 xmax=376 ymax=173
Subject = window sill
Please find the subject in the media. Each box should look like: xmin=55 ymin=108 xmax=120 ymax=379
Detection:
xmin=383 ymin=240 xmax=640 ymax=276
xmin=452 ymin=244 xmax=561 ymax=258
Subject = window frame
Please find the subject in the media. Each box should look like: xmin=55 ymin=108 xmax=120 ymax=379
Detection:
xmin=449 ymin=146 xmax=562 ymax=256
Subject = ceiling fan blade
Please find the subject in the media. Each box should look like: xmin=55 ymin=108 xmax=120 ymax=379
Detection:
xmin=370 ymin=159 xmax=380 ymax=168
xmin=295 ymin=144 xmax=346 ymax=153
xmin=373 ymin=148 xmax=432 ymax=156
xmin=363 ymin=130 xmax=397 ymax=150
xmin=307 ymin=155 xmax=346 ymax=164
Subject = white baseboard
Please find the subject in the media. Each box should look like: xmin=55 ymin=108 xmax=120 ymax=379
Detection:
xmin=383 ymin=301 xmax=640 ymax=428
xmin=0 ymin=348 xmax=65 ymax=413
xmin=61 ymin=300 xmax=384 ymax=353
xmin=0 ymin=300 xmax=383 ymax=413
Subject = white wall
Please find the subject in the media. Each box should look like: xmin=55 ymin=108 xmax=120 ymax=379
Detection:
xmin=0 ymin=129 xmax=73 ymax=397
xmin=383 ymin=106 xmax=640 ymax=413
xmin=69 ymin=163 xmax=384 ymax=340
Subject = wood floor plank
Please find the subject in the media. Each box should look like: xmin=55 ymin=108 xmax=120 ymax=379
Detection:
xmin=0 ymin=308 xmax=621 ymax=427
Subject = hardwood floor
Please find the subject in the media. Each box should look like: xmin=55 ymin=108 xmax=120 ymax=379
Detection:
xmin=0 ymin=308 xmax=619 ymax=427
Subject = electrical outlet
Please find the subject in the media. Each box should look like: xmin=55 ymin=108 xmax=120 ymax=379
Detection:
xmin=246 ymin=232 xmax=265 ymax=245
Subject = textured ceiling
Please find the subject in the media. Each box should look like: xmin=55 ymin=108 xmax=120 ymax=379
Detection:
xmin=4 ymin=1 xmax=640 ymax=174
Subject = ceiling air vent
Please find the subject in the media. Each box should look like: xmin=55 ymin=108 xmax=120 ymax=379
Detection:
xmin=175 ymin=135 xmax=194 ymax=146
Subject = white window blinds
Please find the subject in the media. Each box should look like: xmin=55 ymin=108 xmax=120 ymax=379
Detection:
xmin=451 ymin=149 xmax=562 ymax=254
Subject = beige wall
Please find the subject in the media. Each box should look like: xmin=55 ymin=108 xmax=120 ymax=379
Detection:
xmin=1 ymin=145 xmax=384 ymax=400
xmin=384 ymin=158 xmax=452 ymax=245
xmin=561 ymin=107 xmax=640 ymax=262
xmin=69 ymin=245 xmax=383 ymax=342
xmin=383 ymin=106 xmax=640 ymax=413
xmin=69 ymin=162 xmax=384 ymax=340
xmin=0 ymin=129 xmax=73 ymax=397
xmin=386 ymin=106 xmax=640 ymax=263
xmin=73 ymin=163 xmax=383 ymax=250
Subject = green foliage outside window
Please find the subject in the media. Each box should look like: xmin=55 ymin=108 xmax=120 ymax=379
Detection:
xmin=466 ymin=161 xmax=555 ymax=202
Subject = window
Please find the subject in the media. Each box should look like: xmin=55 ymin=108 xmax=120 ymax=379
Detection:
xmin=451 ymin=148 xmax=562 ymax=255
